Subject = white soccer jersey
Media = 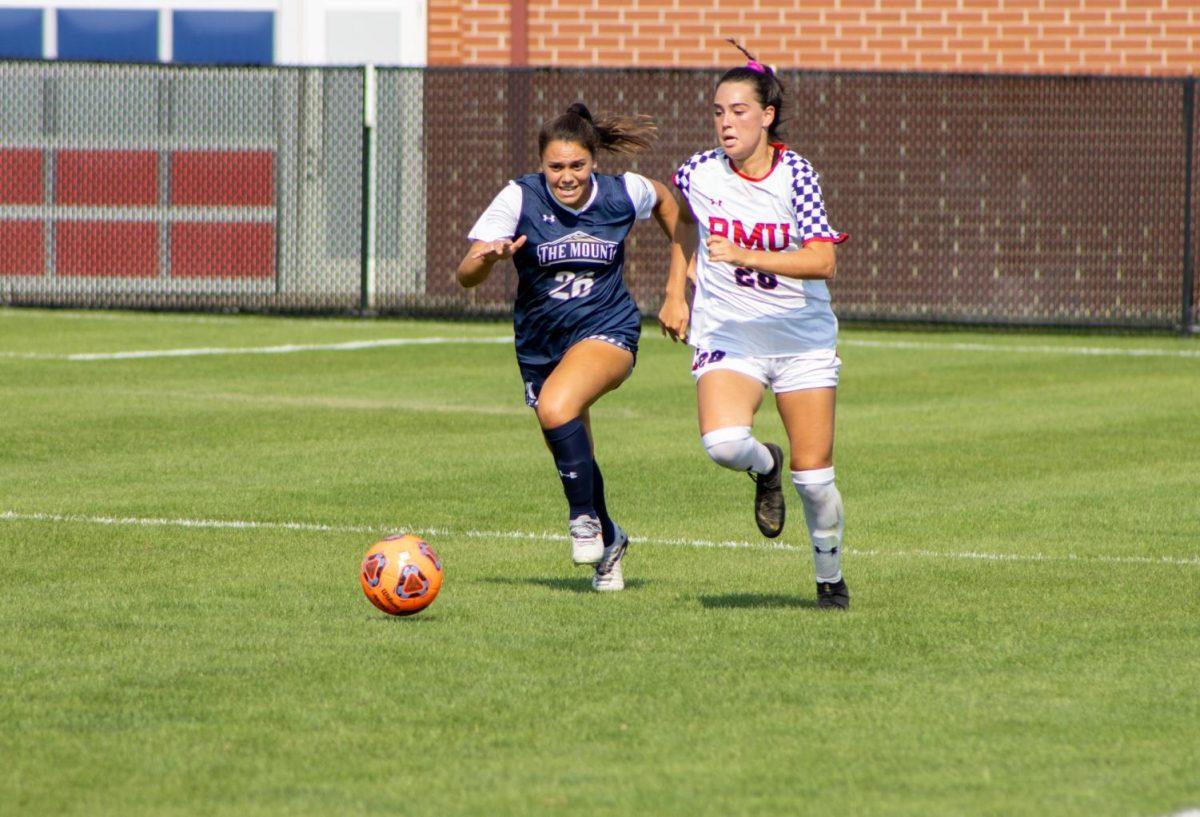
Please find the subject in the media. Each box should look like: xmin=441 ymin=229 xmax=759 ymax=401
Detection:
xmin=675 ymin=145 xmax=848 ymax=358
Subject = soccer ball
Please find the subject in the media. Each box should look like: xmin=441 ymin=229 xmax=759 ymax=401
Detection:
xmin=359 ymin=534 xmax=444 ymax=616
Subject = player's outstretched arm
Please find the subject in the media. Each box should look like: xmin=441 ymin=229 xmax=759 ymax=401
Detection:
xmin=658 ymin=192 xmax=696 ymax=342
xmin=456 ymin=236 xmax=528 ymax=288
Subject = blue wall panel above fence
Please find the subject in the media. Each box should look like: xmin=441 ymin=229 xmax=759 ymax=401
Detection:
xmin=57 ymin=9 xmax=158 ymax=62
xmin=173 ymin=11 xmax=273 ymax=65
xmin=0 ymin=8 xmax=43 ymax=59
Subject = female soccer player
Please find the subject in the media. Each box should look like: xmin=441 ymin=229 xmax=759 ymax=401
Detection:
xmin=658 ymin=42 xmax=852 ymax=609
xmin=457 ymin=103 xmax=676 ymax=592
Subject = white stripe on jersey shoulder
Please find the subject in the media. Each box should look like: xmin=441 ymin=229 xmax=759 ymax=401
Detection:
xmin=466 ymin=181 xmax=523 ymax=243
xmin=621 ymin=172 xmax=657 ymax=220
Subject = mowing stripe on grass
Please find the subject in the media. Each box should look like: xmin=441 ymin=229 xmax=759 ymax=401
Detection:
xmin=0 ymin=336 xmax=514 ymax=361
xmin=840 ymin=338 xmax=1200 ymax=358
xmin=0 ymin=308 xmax=402 ymax=328
xmin=0 ymin=308 xmax=247 ymax=325
xmin=3 ymin=510 xmax=1197 ymax=569
xmin=144 ymin=388 xmax=537 ymax=416
xmin=2 ymin=334 xmax=1197 ymax=362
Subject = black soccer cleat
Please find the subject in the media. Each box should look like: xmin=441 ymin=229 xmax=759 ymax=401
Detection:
xmin=752 ymin=442 xmax=786 ymax=538
xmin=817 ymin=578 xmax=850 ymax=610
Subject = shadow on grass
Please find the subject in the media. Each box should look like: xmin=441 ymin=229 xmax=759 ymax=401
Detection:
xmin=480 ymin=576 xmax=649 ymax=594
xmin=365 ymin=613 xmax=441 ymax=624
xmin=698 ymin=592 xmax=817 ymax=610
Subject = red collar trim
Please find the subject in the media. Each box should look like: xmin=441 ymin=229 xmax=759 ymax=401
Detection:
xmin=727 ymin=142 xmax=787 ymax=181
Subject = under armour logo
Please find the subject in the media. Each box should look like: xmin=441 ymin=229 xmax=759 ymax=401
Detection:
xmin=558 ymin=470 xmax=578 ymax=479
xmin=541 ymin=214 xmax=556 ymax=223
xmin=692 ymin=186 xmax=723 ymax=209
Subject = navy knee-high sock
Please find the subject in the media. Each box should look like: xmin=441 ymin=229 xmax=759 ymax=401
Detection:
xmin=542 ymin=418 xmax=595 ymax=520
xmin=592 ymin=461 xmax=615 ymax=545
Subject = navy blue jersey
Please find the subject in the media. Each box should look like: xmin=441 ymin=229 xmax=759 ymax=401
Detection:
xmin=509 ymin=173 xmax=642 ymax=366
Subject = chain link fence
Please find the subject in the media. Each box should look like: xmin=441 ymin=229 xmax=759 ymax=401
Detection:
xmin=1 ymin=62 xmax=1196 ymax=330
xmin=0 ymin=61 xmax=364 ymax=311
xmin=1189 ymin=81 xmax=1199 ymax=331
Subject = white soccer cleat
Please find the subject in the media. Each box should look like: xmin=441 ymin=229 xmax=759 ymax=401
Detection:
xmin=592 ymin=524 xmax=628 ymax=592
xmin=569 ymin=514 xmax=604 ymax=565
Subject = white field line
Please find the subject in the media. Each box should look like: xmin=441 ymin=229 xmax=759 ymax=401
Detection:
xmin=1 ymin=333 xmax=1197 ymax=362
xmin=3 ymin=510 xmax=1197 ymax=569
xmin=0 ymin=336 xmax=514 ymax=361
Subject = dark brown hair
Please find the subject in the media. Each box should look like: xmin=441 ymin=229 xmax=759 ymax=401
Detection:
xmin=718 ymin=38 xmax=786 ymax=141
xmin=538 ymin=102 xmax=657 ymax=158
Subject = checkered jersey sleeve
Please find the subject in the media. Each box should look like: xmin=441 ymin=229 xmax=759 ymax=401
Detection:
xmin=784 ymin=152 xmax=848 ymax=246
xmin=674 ymin=148 xmax=721 ymax=201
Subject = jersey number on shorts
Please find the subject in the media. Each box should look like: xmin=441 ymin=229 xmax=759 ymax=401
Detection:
xmin=733 ymin=266 xmax=778 ymax=290
xmin=549 ymin=271 xmax=596 ymax=300
xmin=692 ymin=349 xmax=726 ymax=371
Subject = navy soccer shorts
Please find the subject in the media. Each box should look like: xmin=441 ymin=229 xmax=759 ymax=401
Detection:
xmin=517 ymin=332 xmax=638 ymax=408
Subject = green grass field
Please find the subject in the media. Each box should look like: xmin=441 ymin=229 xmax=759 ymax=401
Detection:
xmin=1 ymin=307 xmax=1198 ymax=817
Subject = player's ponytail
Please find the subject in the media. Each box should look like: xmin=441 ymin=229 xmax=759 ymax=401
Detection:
xmin=539 ymin=102 xmax=657 ymax=158
xmin=718 ymin=38 xmax=786 ymax=141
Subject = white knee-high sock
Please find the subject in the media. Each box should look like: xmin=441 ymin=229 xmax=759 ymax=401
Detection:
xmin=701 ymin=426 xmax=775 ymax=474
xmin=792 ymin=467 xmax=843 ymax=583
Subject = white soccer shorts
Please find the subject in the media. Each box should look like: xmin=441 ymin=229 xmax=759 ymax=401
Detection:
xmin=690 ymin=347 xmax=841 ymax=393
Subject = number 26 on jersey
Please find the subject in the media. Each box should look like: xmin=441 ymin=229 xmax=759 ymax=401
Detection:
xmin=549 ymin=271 xmax=596 ymax=300
xmin=733 ymin=267 xmax=779 ymax=290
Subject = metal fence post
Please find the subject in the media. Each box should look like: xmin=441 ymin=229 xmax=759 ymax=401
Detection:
xmin=1182 ymin=78 xmax=1196 ymax=335
xmin=360 ymin=64 xmax=378 ymax=313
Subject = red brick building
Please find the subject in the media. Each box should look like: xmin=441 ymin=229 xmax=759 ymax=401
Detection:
xmin=429 ymin=0 xmax=1200 ymax=75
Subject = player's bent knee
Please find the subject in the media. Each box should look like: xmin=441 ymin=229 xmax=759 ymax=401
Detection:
xmin=701 ymin=426 xmax=756 ymax=471
xmin=536 ymin=396 xmax=577 ymax=429
xmin=790 ymin=454 xmax=834 ymax=472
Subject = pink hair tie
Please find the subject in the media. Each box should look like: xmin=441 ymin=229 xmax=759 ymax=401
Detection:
xmin=746 ymin=60 xmax=768 ymax=73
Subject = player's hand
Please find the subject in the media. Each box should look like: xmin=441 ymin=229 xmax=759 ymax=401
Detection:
xmin=705 ymin=235 xmax=744 ymax=266
xmin=658 ymin=296 xmax=690 ymax=343
xmin=471 ymin=235 xmax=527 ymax=264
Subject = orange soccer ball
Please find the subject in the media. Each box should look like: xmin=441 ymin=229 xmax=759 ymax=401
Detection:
xmin=359 ymin=534 xmax=444 ymax=616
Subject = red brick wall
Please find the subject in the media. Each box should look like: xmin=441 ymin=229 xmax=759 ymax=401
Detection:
xmin=429 ymin=0 xmax=1200 ymax=75
xmin=428 ymin=0 xmax=463 ymax=64
xmin=430 ymin=0 xmax=511 ymax=64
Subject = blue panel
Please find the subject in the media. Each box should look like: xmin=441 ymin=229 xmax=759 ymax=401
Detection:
xmin=0 ymin=8 xmax=43 ymax=59
xmin=172 ymin=11 xmax=273 ymax=65
xmin=57 ymin=9 xmax=158 ymax=62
